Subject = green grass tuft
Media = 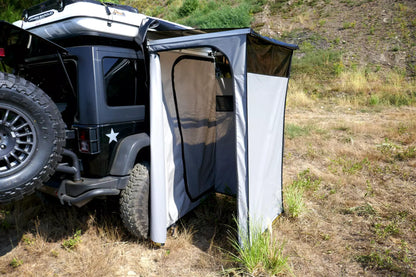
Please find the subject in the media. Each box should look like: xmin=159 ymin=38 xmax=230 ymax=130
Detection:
xmin=284 ymin=169 xmax=321 ymax=218
xmin=62 ymin=229 xmax=82 ymax=250
xmin=9 ymin=257 xmax=23 ymax=268
xmin=227 ymin=223 xmax=291 ymax=276
xmin=285 ymin=123 xmax=311 ymax=139
xmin=284 ymin=185 xmax=306 ymax=218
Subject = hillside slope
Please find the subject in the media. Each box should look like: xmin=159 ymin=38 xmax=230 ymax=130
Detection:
xmin=254 ymin=0 xmax=415 ymax=76
xmin=2 ymin=0 xmax=415 ymax=76
xmin=123 ymin=0 xmax=416 ymax=77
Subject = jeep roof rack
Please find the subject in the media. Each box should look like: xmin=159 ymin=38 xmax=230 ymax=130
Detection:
xmin=22 ymin=0 xmax=139 ymax=21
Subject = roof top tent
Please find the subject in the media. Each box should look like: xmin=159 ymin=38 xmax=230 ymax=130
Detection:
xmin=13 ymin=0 xmax=189 ymax=42
xmin=147 ymin=28 xmax=298 ymax=245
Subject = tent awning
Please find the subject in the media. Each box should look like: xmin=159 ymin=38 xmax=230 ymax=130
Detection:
xmin=148 ymin=28 xmax=298 ymax=52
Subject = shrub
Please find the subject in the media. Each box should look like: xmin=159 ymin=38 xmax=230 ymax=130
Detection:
xmin=386 ymin=92 xmax=413 ymax=106
xmin=177 ymin=0 xmax=198 ymax=17
xmin=182 ymin=4 xmax=252 ymax=28
xmin=369 ymin=95 xmax=380 ymax=106
xmin=292 ymin=49 xmax=343 ymax=78
xmin=0 ymin=0 xmax=45 ymax=22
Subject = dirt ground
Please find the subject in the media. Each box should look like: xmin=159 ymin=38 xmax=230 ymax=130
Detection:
xmin=280 ymin=104 xmax=416 ymax=276
xmin=0 ymin=104 xmax=414 ymax=276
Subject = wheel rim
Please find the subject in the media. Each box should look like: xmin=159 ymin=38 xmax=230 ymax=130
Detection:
xmin=0 ymin=104 xmax=37 ymax=177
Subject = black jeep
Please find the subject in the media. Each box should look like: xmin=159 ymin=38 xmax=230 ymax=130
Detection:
xmin=0 ymin=1 xmax=154 ymax=239
xmin=0 ymin=0 xmax=298 ymax=243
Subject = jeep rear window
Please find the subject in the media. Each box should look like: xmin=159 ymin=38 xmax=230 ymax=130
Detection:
xmin=19 ymin=60 xmax=78 ymax=126
xmin=103 ymin=57 xmax=146 ymax=107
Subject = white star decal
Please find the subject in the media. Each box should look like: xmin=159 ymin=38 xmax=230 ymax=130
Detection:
xmin=106 ymin=128 xmax=119 ymax=143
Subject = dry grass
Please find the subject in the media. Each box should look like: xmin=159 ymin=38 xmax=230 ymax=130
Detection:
xmin=288 ymin=69 xmax=416 ymax=108
xmin=0 ymin=99 xmax=415 ymax=276
xmin=0 ymin=195 xmax=232 ymax=277
xmin=1 ymin=100 xmax=414 ymax=277
xmin=281 ymin=104 xmax=416 ymax=276
xmin=287 ymin=76 xmax=317 ymax=109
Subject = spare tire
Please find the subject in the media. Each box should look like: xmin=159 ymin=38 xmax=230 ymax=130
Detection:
xmin=0 ymin=72 xmax=65 ymax=203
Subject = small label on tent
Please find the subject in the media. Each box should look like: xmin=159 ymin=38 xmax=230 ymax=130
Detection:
xmin=28 ymin=11 xmax=54 ymax=22
xmin=112 ymin=10 xmax=126 ymax=17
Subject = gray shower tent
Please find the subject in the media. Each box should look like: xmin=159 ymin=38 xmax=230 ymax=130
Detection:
xmin=147 ymin=28 xmax=297 ymax=245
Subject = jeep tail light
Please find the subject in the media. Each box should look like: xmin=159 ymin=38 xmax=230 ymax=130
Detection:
xmin=0 ymin=48 xmax=5 ymax=57
xmin=78 ymin=129 xmax=90 ymax=153
xmin=77 ymin=127 xmax=100 ymax=154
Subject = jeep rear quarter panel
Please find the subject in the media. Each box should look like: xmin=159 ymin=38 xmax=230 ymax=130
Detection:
xmin=69 ymin=45 xmax=148 ymax=177
xmin=70 ymin=45 xmax=146 ymax=125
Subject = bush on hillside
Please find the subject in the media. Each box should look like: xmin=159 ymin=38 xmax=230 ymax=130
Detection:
xmin=181 ymin=3 xmax=252 ymax=28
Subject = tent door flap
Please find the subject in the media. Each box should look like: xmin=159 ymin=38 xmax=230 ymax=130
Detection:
xmin=171 ymin=55 xmax=216 ymax=201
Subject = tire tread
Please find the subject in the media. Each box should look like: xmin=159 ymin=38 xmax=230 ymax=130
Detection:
xmin=0 ymin=72 xmax=65 ymax=203
xmin=119 ymin=163 xmax=150 ymax=239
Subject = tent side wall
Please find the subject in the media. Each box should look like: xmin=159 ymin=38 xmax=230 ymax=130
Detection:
xmin=246 ymin=34 xmax=295 ymax=235
xmin=247 ymin=73 xmax=287 ymax=232
xmin=149 ymin=53 xmax=168 ymax=244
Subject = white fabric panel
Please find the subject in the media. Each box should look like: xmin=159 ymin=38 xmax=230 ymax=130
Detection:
xmin=149 ymin=53 xmax=168 ymax=244
xmin=247 ymin=73 xmax=288 ymax=233
xmin=158 ymin=52 xmax=202 ymax=226
xmin=150 ymin=52 xmax=204 ymax=244
xmin=234 ymin=72 xmax=249 ymax=243
xmin=158 ymin=52 xmax=183 ymax=226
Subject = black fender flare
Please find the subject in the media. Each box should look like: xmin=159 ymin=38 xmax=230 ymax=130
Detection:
xmin=110 ymin=133 xmax=149 ymax=176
